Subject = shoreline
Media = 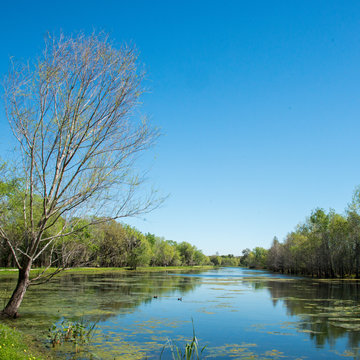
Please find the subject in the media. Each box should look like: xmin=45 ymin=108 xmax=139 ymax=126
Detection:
xmin=0 ymin=265 xmax=217 ymax=276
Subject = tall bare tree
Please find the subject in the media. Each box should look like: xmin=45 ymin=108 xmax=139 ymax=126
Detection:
xmin=0 ymin=32 xmax=160 ymax=318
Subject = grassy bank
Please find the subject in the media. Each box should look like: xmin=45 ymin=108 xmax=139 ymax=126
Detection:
xmin=0 ymin=323 xmax=50 ymax=360
xmin=0 ymin=265 xmax=216 ymax=277
xmin=64 ymin=265 xmax=216 ymax=273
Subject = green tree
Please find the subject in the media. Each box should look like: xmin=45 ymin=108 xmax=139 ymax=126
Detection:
xmin=346 ymin=187 xmax=360 ymax=278
xmin=177 ymin=242 xmax=196 ymax=266
xmin=193 ymin=249 xmax=209 ymax=265
xmin=96 ymin=220 xmax=127 ymax=267
xmin=152 ymin=238 xmax=177 ymax=266
xmin=220 ymin=255 xmax=239 ymax=267
xmin=124 ymin=226 xmax=152 ymax=269
xmin=210 ymin=255 xmax=222 ymax=266
xmin=253 ymin=247 xmax=268 ymax=268
xmin=328 ymin=213 xmax=349 ymax=277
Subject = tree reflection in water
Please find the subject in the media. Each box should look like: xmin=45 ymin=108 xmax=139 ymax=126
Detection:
xmin=248 ymin=277 xmax=360 ymax=352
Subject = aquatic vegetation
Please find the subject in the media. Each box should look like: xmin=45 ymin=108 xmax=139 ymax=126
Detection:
xmin=161 ymin=321 xmax=206 ymax=360
xmin=1 ymin=268 xmax=360 ymax=359
xmin=206 ymin=343 xmax=258 ymax=359
xmin=48 ymin=318 xmax=97 ymax=351
xmin=197 ymin=308 xmax=216 ymax=315
xmin=330 ymin=349 xmax=360 ymax=358
xmin=263 ymin=349 xmax=285 ymax=358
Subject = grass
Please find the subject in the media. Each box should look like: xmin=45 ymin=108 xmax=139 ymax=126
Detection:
xmin=62 ymin=265 xmax=215 ymax=273
xmin=0 ymin=323 xmax=47 ymax=360
xmin=0 ymin=265 xmax=216 ymax=277
xmin=0 ymin=269 xmax=18 ymax=276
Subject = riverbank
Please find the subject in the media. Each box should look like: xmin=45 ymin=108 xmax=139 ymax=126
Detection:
xmin=64 ymin=265 xmax=216 ymax=273
xmin=0 ymin=323 xmax=52 ymax=360
xmin=0 ymin=265 xmax=217 ymax=277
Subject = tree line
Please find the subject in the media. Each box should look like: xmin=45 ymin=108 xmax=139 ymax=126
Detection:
xmin=0 ymin=214 xmax=212 ymax=269
xmin=4 ymin=170 xmax=359 ymax=277
xmin=0 ymin=170 xmax=243 ymax=271
xmin=0 ymin=208 xmax=242 ymax=270
xmin=240 ymin=187 xmax=360 ymax=278
xmin=0 ymin=166 xmax=241 ymax=271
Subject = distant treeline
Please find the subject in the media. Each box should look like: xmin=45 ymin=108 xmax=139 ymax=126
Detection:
xmin=0 ymin=176 xmax=241 ymax=270
xmin=0 ymin=214 xmax=241 ymax=269
xmin=0 ymin=218 xmax=208 ymax=269
xmin=0 ymin=179 xmax=243 ymax=269
xmin=240 ymin=187 xmax=360 ymax=278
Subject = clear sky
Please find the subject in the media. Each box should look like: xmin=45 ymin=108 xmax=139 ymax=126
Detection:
xmin=1 ymin=0 xmax=360 ymax=255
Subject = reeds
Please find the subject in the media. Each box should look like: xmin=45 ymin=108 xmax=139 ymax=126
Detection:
xmin=160 ymin=320 xmax=206 ymax=360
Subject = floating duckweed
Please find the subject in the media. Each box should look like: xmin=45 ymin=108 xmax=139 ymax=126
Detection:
xmin=1 ymin=268 xmax=360 ymax=359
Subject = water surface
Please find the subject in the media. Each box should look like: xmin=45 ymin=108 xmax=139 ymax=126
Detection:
xmin=1 ymin=267 xmax=360 ymax=359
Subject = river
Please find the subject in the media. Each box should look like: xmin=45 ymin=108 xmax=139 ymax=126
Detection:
xmin=1 ymin=267 xmax=360 ymax=359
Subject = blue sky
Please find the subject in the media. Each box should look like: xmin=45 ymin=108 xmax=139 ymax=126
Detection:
xmin=1 ymin=1 xmax=360 ymax=255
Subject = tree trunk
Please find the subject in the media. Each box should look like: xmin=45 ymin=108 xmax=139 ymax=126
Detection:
xmin=1 ymin=261 xmax=31 ymax=318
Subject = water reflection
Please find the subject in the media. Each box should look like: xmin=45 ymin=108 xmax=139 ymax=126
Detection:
xmin=264 ymin=279 xmax=360 ymax=348
xmin=1 ymin=268 xmax=360 ymax=359
xmin=0 ymin=271 xmax=202 ymax=345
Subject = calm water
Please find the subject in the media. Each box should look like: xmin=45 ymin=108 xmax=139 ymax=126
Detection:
xmin=1 ymin=267 xmax=360 ymax=359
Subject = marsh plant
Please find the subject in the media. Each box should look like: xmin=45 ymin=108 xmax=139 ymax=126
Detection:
xmin=48 ymin=318 xmax=97 ymax=352
xmin=161 ymin=321 xmax=206 ymax=360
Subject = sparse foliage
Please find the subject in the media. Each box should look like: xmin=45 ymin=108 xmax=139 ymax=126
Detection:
xmin=0 ymin=32 xmax=160 ymax=317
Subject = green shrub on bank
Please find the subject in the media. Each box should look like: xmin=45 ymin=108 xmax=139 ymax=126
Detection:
xmin=0 ymin=323 xmax=44 ymax=360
